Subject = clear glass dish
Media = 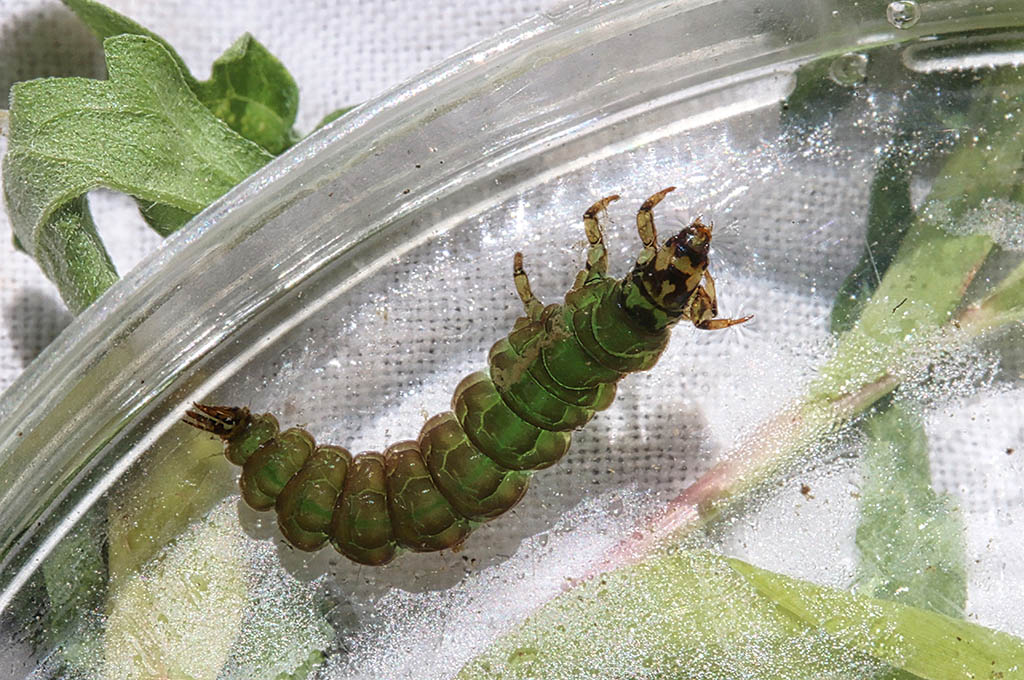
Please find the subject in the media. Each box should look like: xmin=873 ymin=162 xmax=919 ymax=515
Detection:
xmin=2 ymin=0 xmax=1023 ymax=677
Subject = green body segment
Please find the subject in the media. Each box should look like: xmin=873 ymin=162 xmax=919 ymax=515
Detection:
xmin=489 ymin=337 xmax=595 ymax=431
xmin=418 ymin=412 xmax=530 ymax=521
xmin=453 ymin=372 xmax=572 ymax=471
xmin=568 ymin=283 xmax=669 ymax=372
xmin=224 ymin=413 xmax=279 ymax=466
xmin=384 ymin=441 xmax=472 ymax=551
xmin=329 ymin=454 xmax=397 ymax=566
xmin=240 ymin=428 xmax=314 ymax=511
xmin=275 ymin=445 xmax=351 ymax=551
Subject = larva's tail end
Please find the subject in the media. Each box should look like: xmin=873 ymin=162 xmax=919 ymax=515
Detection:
xmin=183 ymin=403 xmax=250 ymax=438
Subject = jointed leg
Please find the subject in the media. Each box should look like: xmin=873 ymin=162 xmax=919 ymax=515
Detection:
xmin=573 ymin=194 xmax=619 ymax=288
xmin=513 ymin=252 xmax=544 ymax=320
xmin=686 ymin=274 xmax=753 ymax=330
xmin=634 ymin=187 xmax=676 ymax=266
xmin=702 ymin=269 xmax=719 ymax=317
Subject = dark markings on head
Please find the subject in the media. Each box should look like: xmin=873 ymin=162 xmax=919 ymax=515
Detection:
xmin=632 ymin=219 xmax=712 ymax=315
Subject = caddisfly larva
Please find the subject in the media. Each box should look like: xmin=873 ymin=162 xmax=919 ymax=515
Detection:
xmin=184 ymin=188 xmax=751 ymax=565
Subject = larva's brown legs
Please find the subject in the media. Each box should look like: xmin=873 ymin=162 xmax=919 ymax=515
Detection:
xmin=702 ymin=269 xmax=719 ymax=317
xmin=634 ymin=187 xmax=675 ymax=267
xmin=687 ymin=269 xmax=753 ymax=330
xmin=513 ymin=252 xmax=544 ymax=320
xmin=573 ymin=194 xmax=619 ymax=289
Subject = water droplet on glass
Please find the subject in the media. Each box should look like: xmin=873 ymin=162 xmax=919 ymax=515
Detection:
xmin=829 ymin=53 xmax=869 ymax=86
xmin=886 ymin=0 xmax=921 ymax=29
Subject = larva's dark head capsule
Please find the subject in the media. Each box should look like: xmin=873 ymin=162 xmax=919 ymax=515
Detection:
xmin=621 ymin=218 xmax=712 ymax=331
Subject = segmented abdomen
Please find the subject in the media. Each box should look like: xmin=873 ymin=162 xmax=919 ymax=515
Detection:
xmin=210 ymin=278 xmax=668 ymax=565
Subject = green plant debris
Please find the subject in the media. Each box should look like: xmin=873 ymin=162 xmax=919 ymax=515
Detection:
xmin=102 ymin=502 xmax=249 ymax=680
xmin=219 ymin=571 xmax=333 ymax=680
xmin=2 ymin=33 xmax=272 ymax=312
xmin=852 ymin=402 xmax=968 ymax=680
xmin=458 ymin=550 xmax=1024 ymax=679
xmin=39 ymin=502 xmax=107 ymax=672
xmin=832 ymin=62 xmax=969 ymax=667
xmin=830 ymin=141 xmax=916 ymax=335
xmin=102 ymin=494 xmax=332 ymax=680
xmin=731 ymin=558 xmax=1024 ymax=680
xmin=101 ymin=429 xmax=330 ymax=680
xmin=854 ymin=403 xmax=967 ymax=619
xmin=458 ymin=550 xmax=887 ymax=680
xmin=809 ymin=66 xmax=1024 ymax=404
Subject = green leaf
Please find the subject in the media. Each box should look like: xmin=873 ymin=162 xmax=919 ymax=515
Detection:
xmin=731 ymin=557 xmax=1024 ymax=680
xmin=63 ymin=0 xmax=300 ymax=153
xmin=136 ymin=199 xmax=195 ymax=237
xmin=2 ymin=34 xmax=272 ymax=311
xmin=60 ymin=0 xmax=190 ymax=83
xmin=459 ymin=551 xmax=1024 ymax=679
xmin=458 ymin=551 xmax=885 ymax=679
xmin=314 ymin=106 xmax=356 ymax=130
xmin=855 ymin=403 xmax=966 ymax=619
xmin=962 ymin=257 xmax=1024 ymax=334
xmin=831 ymin=142 xmax=916 ymax=334
xmin=28 ymin=197 xmax=119 ymax=313
xmin=193 ymin=34 xmax=300 ymax=154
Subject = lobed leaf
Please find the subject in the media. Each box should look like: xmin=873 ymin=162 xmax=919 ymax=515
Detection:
xmin=2 ymin=34 xmax=272 ymax=311
xmin=63 ymin=0 xmax=300 ymax=153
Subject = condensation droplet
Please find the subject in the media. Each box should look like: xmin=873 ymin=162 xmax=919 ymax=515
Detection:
xmin=829 ymin=52 xmax=869 ymax=86
xmin=886 ymin=0 xmax=921 ymax=29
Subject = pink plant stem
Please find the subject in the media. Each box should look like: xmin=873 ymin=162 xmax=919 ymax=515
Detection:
xmin=589 ymin=374 xmax=900 ymax=578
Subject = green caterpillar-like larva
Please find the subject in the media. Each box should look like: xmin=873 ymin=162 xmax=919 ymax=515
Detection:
xmin=183 ymin=189 xmax=751 ymax=565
